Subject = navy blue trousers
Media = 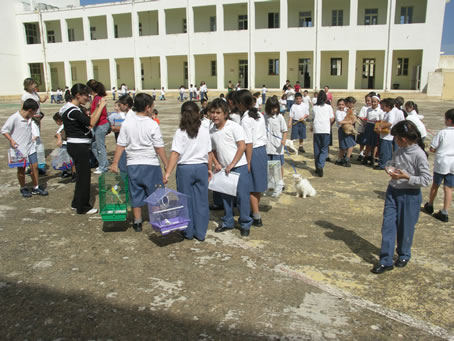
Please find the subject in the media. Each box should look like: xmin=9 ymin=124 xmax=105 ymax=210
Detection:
xmin=378 ymin=139 xmax=393 ymax=169
xmin=176 ymin=164 xmax=209 ymax=240
xmin=313 ymin=133 xmax=330 ymax=169
xmin=221 ymin=165 xmax=252 ymax=230
xmin=379 ymin=185 xmax=422 ymax=266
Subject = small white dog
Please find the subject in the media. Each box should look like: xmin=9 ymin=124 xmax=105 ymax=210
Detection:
xmin=285 ymin=140 xmax=298 ymax=155
xmin=293 ymin=174 xmax=316 ymax=198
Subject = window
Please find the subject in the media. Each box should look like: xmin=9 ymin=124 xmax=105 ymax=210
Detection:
xmin=400 ymin=7 xmax=413 ymax=24
xmin=210 ymin=16 xmax=216 ymax=31
xmin=47 ymin=30 xmax=55 ymax=43
xmin=94 ymin=65 xmax=99 ymax=80
xmin=184 ymin=61 xmax=188 ymax=80
xmin=183 ymin=19 xmax=187 ymax=33
xmin=211 ymin=60 xmax=216 ymax=76
xmin=268 ymin=59 xmax=279 ymax=76
xmin=299 ymin=11 xmax=313 ymax=27
xmin=238 ymin=15 xmax=248 ymax=30
xmin=397 ymin=58 xmax=409 ymax=76
xmin=268 ymin=13 xmax=279 ymax=29
xmin=68 ymin=28 xmax=75 ymax=41
xmin=71 ymin=66 xmax=77 ymax=81
xmin=24 ymin=23 xmax=39 ymax=44
xmin=29 ymin=63 xmax=42 ymax=86
xmin=114 ymin=24 xmax=119 ymax=38
xmin=90 ymin=26 xmax=96 ymax=40
xmin=139 ymin=22 xmax=143 ymax=36
xmin=332 ymin=10 xmax=343 ymax=26
xmin=330 ymin=58 xmax=342 ymax=76
xmin=365 ymin=8 xmax=378 ymax=25
xmin=141 ymin=64 xmax=144 ymax=81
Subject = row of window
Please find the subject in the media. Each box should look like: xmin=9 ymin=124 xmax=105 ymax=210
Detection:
xmin=25 ymin=6 xmax=418 ymax=44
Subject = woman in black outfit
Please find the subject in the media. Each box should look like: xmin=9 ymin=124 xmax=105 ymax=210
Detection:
xmin=61 ymin=84 xmax=106 ymax=214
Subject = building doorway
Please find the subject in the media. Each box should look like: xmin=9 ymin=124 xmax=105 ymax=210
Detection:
xmin=298 ymin=58 xmax=311 ymax=88
xmin=362 ymin=58 xmax=375 ymax=89
xmin=239 ymin=59 xmax=248 ymax=88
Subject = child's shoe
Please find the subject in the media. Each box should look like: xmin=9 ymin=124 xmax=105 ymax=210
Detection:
xmin=422 ymin=202 xmax=434 ymax=214
xmin=298 ymin=147 xmax=306 ymax=153
xmin=133 ymin=222 xmax=143 ymax=232
xmin=335 ymin=160 xmax=343 ymax=166
xmin=433 ymin=211 xmax=449 ymax=222
xmin=31 ymin=187 xmax=48 ymax=196
xmin=344 ymin=158 xmax=351 ymax=167
xmin=71 ymin=173 xmax=77 ymax=183
xmin=20 ymin=188 xmax=32 ymax=198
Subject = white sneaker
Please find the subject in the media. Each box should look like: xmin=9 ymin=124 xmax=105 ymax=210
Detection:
xmin=93 ymin=169 xmax=103 ymax=174
xmin=85 ymin=208 xmax=98 ymax=214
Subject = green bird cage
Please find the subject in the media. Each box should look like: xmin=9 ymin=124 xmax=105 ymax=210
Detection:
xmin=99 ymin=172 xmax=129 ymax=222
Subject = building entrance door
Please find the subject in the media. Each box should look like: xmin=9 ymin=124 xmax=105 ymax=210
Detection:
xmin=298 ymin=58 xmax=311 ymax=88
xmin=239 ymin=60 xmax=248 ymax=88
xmin=362 ymin=58 xmax=375 ymax=89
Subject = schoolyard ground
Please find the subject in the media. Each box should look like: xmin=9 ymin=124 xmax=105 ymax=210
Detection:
xmin=0 ymin=94 xmax=453 ymax=340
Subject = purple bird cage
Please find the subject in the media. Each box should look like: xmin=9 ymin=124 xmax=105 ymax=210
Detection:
xmin=145 ymin=188 xmax=190 ymax=235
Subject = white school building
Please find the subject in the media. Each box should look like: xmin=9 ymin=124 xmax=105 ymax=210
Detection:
xmin=0 ymin=0 xmax=447 ymax=96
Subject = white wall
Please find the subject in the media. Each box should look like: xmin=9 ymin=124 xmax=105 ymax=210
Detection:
xmin=0 ymin=0 xmax=25 ymax=95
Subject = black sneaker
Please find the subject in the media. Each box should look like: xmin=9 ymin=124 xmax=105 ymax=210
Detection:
xmin=357 ymin=155 xmax=364 ymax=161
xmin=298 ymin=147 xmax=306 ymax=153
xmin=344 ymin=160 xmax=352 ymax=168
xmin=133 ymin=222 xmax=143 ymax=232
xmin=433 ymin=211 xmax=449 ymax=222
xmin=252 ymin=218 xmax=263 ymax=227
xmin=422 ymin=202 xmax=434 ymax=214
xmin=20 ymin=188 xmax=32 ymax=198
xmin=31 ymin=187 xmax=48 ymax=196
xmin=71 ymin=174 xmax=77 ymax=183
xmin=335 ymin=160 xmax=344 ymax=166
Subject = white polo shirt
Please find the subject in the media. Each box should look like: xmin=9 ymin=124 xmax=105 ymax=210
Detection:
xmin=289 ymin=102 xmax=309 ymax=121
xmin=117 ymin=114 xmax=164 ymax=166
xmin=430 ymin=127 xmax=454 ymax=175
xmin=241 ymin=112 xmax=267 ymax=148
xmin=366 ymin=107 xmax=384 ymax=123
xmin=265 ymin=114 xmax=288 ymax=155
xmin=312 ymin=105 xmax=334 ymax=134
xmin=406 ymin=112 xmax=427 ymax=139
xmin=380 ymin=108 xmax=405 ymax=141
xmin=21 ymin=92 xmax=41 ymax=114
xmin=171 ymin=126 xmax=211 ymax=165
xmin=1 ymin=111 xmax=35 ymax=157
xmin=210 ymin=120 xmax=247 ymax=168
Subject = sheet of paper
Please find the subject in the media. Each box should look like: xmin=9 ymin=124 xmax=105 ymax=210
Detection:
xmin=208 ymin=170 xmax=240 ymax=197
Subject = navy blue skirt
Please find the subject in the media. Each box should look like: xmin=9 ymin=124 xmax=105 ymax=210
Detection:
xmin=338 ymin=127 xmax=357 ymax=150
xmin=250 ymin=146 xmax=268 ymax=193
xmin=364 ymin=122 xmax=379 ymax=147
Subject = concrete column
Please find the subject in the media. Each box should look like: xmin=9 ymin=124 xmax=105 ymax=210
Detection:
xmin=187 ymin=2 xmax=195 ymax=87
xmin=217 ymin=52 xmax=224 ymax=90
xmin=347 ymin=50 xmax=356 ymax=90
xmin=83 ymin=16 xmax=90 ymax=41
xmin=158 ymin=8 xmax=166 ymax=36
xmin=64 ymin=60 xmax=72 ymax=87
xmin=131 ymin=7 xmax=140 ymax=39
xmin=61 ymin=19 xmax=68 ymax=43
xmin=188 ymin=54 xmax=196 ymax=90
xmin=349 ymin=0 xmax=358 ymax=27
xmin=46 ymin=62 xmax=53 ymax=92
xmin=280 ymin=0 xmax=288 ymax=29
xmin=109 ymin=58 xmax=117 ymax=90
xmin=216 ymin=3 xmax=224 ymax=32
xmin=384 ymin=0 xmax=395 ymax=91
xmin=314 ymin=0 xmax=322 ymax=90
xmin=86 ymin=59 xmax=94 ymax=80
xmin=248 ymin=0 xmax=255 ymax=90
xmin=315 ymin=49 xmax=321 ymax=90
xmin=106 ymin=14 xmax=115 ymax=40
xmin=279 ymin=50 xmax=287 ymax=90
xmin=134 ymin=57 xmax=142 ymax=91
xmin=160 ymin=55 xmax=168 ymax=90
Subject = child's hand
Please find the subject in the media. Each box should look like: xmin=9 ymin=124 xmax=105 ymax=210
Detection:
xmin=109 ymin=164 xmax=119 ymax=174
xmin=208 ymin=169 xmax=213 ymax=181
xmin=214 ymin=163 xmax=222 ymax=173
xmin=389 ymin=169 xmax=410 ymax=180
xmin=163 ymin=173 xmax=170 ymax=184
xmin=281 ymin=139 xmax=286 ymax=146
xmin=98 ymin=97 xmax=107 ymax=108
xmin=225 ymin=163 xmax=234 ymax=174
xmin=56 ymin=141 xmax=62 ymax=148
xmin=10 ymin=140 xmax=18 ymax=149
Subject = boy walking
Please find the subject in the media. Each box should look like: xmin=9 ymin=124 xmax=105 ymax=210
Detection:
xmin=423 ymin=109 xmax=454 ymax=222
xmin=1 ymin=99 xmax=48 ymax=197
xmin=288 ymin=92 xmax=309 ymax=153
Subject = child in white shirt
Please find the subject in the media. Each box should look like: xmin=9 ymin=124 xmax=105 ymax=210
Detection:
xmin=422 ymin=109 xmax=454 ymax=222
xmin=111 ymin=93 xmax=168 ymax=232
xmin=288 ymin=93 xmax=309 ymax=153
